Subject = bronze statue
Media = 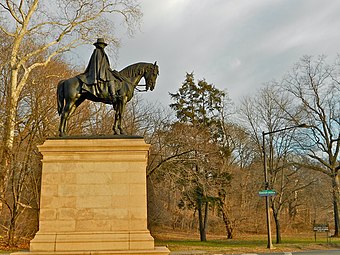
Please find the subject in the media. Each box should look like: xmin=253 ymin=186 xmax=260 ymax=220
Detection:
xmin=57 ymin=39 xmax=159 ymax=137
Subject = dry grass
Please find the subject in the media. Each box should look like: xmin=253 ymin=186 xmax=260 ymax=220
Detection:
xmin=152 ymin=228 xmax=340 ymax=254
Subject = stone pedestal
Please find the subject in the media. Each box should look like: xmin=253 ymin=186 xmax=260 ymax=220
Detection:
xmin=15 ymin=137 xmax=169 ymax=255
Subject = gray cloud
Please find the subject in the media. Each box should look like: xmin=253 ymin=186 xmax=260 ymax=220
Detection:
xmin=94 ymin=0 xmax=340 ymax=106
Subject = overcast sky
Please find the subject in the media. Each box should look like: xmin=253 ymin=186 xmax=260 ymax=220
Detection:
xmin=80 ymin=0 xmax=340 ymax=107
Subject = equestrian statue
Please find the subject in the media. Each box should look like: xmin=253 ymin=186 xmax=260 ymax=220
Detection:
xmin=57 ymin=38 xmax=159 ymax=137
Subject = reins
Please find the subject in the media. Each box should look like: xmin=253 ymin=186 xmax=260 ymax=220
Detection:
xmin=135 ymin=84 xmax=148 ymax=92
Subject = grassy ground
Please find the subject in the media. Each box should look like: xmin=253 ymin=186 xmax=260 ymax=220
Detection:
xmin=153 ymin=230 xmax=340 ymax=254
xmin=1 ymin=231 xmax=340 ymax=254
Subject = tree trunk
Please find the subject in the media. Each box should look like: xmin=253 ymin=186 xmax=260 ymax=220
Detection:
xmin=198 ymin=199 xmax=208 ymax=241
xmin=203 ymin=201 xmax=208 ymax=238
xmin=7 ymin=214 xmax=16 ymax=246
xmin=332 ymin=175 xmax=340 ymax=237
xmin=0 ymin=78 xmax=20 ymax=245
xmin=1 ymin=78 xmax=19 ymax=184
xmin=219 ymin=201 xmax=233 ymax=239
xmin=273 ymin=210 xmax=281 ymax=244
xmin=0 ymin=90 xmax=19 ymax=215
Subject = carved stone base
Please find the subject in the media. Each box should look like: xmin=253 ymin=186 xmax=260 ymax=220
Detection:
xmin=13 ymin=137 xmax=169 ymax=255
xmin=30 ymin=231 xmax=155 ymax=252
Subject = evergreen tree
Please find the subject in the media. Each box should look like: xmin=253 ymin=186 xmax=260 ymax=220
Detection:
xmin=169 ymin=72 xmax=229 ymax=241
xmin=169 ymin=72 xmax=224 ymax=126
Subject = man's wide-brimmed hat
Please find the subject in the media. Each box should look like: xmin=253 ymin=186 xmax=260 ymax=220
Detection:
xmin=93 ymin=38 xmax=108 ymax=47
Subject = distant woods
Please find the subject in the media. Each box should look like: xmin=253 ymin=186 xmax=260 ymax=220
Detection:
xmin=148 ymin=56 xmax=339 ymax=243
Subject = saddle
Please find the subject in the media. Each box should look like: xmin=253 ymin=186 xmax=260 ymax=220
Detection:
xmin=77 ymin=70 xmax=126 ymax=100
xmin=80 ymin=80 xmax=111 ymax=99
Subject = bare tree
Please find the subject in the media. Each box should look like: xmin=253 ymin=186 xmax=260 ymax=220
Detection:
xmin=0 ymin=0 xmax=141 ymax=217
xmin=0 ymin=58 xmax=77 ymax=246
xmin=215 ymin=122 xmax=257 ymax=239
xmin=281 ymin=55 xmax=340 ymax=236
xmin=240 ymin=85 xmax=315 ymax=243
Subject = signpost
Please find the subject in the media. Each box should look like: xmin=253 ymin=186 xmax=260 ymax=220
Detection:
xmin=259 ymin=190 xmax=276 ymax=197
xmin=313 ymin=224 xmax=329 ymax=232
xmin=313 ymin=223 xmax=330 ymax=242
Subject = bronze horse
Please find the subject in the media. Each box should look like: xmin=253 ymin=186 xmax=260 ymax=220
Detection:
xmin=57 ymin=62 xmax=159 ymax=136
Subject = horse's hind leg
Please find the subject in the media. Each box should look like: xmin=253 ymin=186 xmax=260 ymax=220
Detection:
xmin=59 ymin=99 xmax=77 ymax=137
xmin=59 ymin=108 xmax=70 ymax=137
xmin=59 ymin=106 xmax=69 ymax=137
xmin=59 ymin=116 xmax=66 ymax=137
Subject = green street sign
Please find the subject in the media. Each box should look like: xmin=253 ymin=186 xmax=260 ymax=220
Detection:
xmin=259 ymin=190 xmax=276 ymax=197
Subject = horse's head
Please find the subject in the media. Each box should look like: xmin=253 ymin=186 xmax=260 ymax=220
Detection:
xmin=144 ymin=62 xmax=159 ymax=91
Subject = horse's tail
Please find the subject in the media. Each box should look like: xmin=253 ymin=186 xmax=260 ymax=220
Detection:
xmin=57 ymin=80 xmax=65 ymax=115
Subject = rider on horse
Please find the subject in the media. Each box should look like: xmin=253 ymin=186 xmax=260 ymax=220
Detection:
xmin=77 ymin=38 xmax=124 ymax=102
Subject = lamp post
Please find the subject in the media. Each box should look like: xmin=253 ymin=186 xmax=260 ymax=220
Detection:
xmin=262 ymin=123 xmax=307 ymax=249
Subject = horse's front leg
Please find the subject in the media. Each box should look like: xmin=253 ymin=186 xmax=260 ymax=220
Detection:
xmin=113 ymin=99 xmax=121 ymax=135
xmin=113 ymin=108 xmax=120 ymax=135
xmin=117 ymin=98 xmax=127 ymax=135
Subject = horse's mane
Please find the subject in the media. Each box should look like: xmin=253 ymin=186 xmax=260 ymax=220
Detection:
xmin=119 ymin=62 xmax=151 ymax=77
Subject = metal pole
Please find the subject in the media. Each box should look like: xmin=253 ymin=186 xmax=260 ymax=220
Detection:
xmin=262 ymin=131 xmax=273 ymax=249
xmin=261 ymin=124 xmax=307 ymax=249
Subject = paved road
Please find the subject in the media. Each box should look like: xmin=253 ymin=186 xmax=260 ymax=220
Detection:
xmin=254 ymin=249 xmax=340 ymax=255
xmin=4 ymin=250 xmax=340 ymax=255
xmin=172 ymin=250 xmax=340 ymax=255
xmin=289 ymin=250 xmax=340 ymax=255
